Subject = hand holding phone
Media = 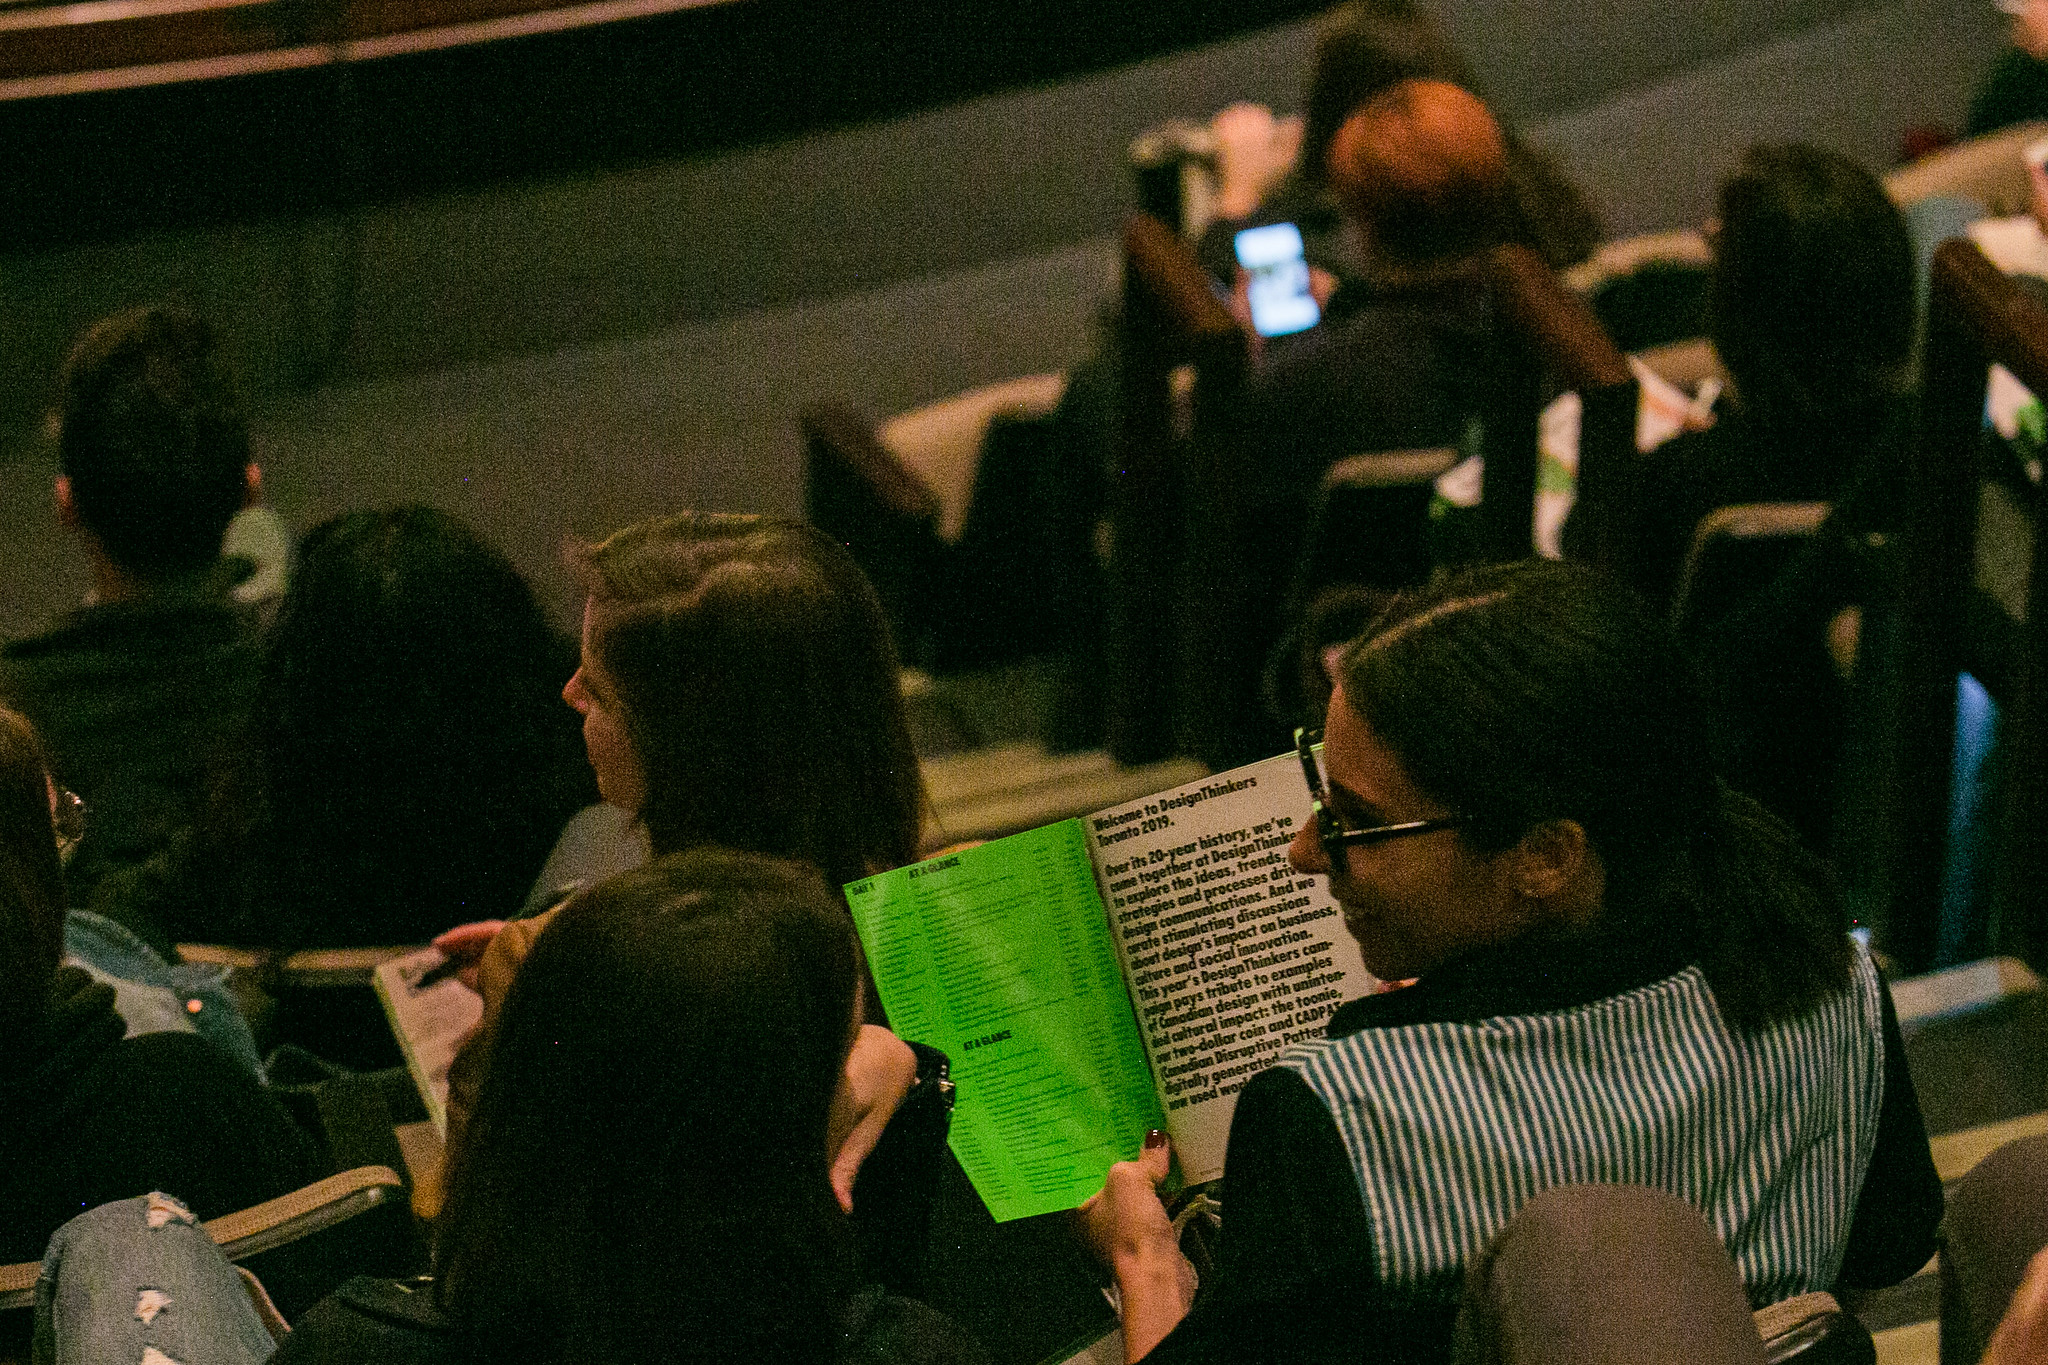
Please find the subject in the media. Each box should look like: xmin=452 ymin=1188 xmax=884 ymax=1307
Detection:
xmin=1235 ymin=222 xmax=1321 ymax=338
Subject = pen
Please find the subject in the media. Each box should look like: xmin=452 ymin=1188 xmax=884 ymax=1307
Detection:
xmin=413 ymin=954 xmax=466 ymax=992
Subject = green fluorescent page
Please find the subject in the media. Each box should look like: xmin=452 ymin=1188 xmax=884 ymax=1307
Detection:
xmin=848 ymin=820 xmax=1166 ymax=1222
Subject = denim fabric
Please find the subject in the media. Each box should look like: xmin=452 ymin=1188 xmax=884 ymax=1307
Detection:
xmin=34 ymin=1194 xmax=276 ymax=1365
xmin=62 ymin=910 xmax=263 ymax=1081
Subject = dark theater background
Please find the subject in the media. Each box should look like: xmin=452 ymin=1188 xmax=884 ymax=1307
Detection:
xmin=0 ymin=0 xmax=2008 ymax=632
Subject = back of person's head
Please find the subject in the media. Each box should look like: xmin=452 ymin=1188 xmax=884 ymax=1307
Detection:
xmin=569 ymin=512 xmax=923 ymax=888
xmin=1327 ymin=78 xmax=1511 ymax=271
xmin=1337 ymin=561 xmax=1850 ymax=1029
xmin=0 ymin=707 xmax=65 ymax=1037
xmin=1301 ymin=1 xmax=1472 ymax=188
xmin=1710 ymin=144 xmax=1916 ymax=419
xmin=57 ymin=305 xmax=250 ymax=579
xmin=437 ymin=848 xmax=860 ymax=1363
xmin=260 ymin=505 xmax=590 ymax=944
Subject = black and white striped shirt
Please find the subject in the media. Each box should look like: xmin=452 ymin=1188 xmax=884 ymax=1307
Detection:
xmin=1278 ymin=943 xmax=1886 ymax=1306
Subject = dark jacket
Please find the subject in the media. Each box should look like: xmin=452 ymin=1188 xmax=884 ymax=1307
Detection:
xmin=1144 ymin=931 xmax=1942 ymax=1365
xmin=0 ymin=968 xmax=321 ymax=1265
xmin=1 ymin=579 xmax=261 ymax=908
xmin=267 ymin=1277 xmax=993 ymax=1365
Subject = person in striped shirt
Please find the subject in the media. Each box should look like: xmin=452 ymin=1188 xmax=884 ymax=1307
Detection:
xmin=1078 ymin=560 xmax=1941 ymax=1364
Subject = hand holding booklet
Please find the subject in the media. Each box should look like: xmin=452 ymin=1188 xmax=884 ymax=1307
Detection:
xmin=846 ymin=752 xmax=1378 ymax=1222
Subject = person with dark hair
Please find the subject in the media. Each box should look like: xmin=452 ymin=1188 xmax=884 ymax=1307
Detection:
xmin=1 ymin=305 xmax=265 ymax=904
xmin=1566 ymin=143 xmax=1918 ymax=615
xmin=1075 ymin=562 xmax=1941 ymax=1364
xmin=34 ymin=850 xmax=991 ymax=1365
xmin=0 ymin=704 xmax=319 ymax=1274
xmin=560 ymin=511 xmax=924 ymax=894
xmin=437 ymin=511 xmax=931 ymax=1203
xmin=1965 ymin=0 xmax=2048 ymax=136
xmin=1194 ymin=0 xmax=1602 ymax=283
xmin=1561 ymin=144 xmax=1917 ymax=848
xmin=257 ymin=505 xmax=595 ymax=947
xmin=92 ymin=505 xmax=596 ymax=957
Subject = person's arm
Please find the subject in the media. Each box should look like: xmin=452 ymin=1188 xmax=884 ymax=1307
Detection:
xmin=1075 ymin=1131 xmax=1191 ymax=1363
xmin=1206 ymin=1067 xmax=1374 ymax=1300
xmin=1075 ymin=1069 xmax=1375 ymax=1363
xmin=1834 ymin=978 xmax=1944 ymax=1289
xmin=440 ymin=911 xmax=555 ymax=1167
xmin=830 ymin=1025 xmax=921 ymax=1212
xmin=1983 ymin=1246 xmax=2048 ymax=1365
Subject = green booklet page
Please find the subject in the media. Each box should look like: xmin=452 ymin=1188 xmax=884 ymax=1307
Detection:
xmin=849 ymin=819 xmax=1164 ymax=1222
xmin=850 ymin=753 xmax=1378 ymax=1221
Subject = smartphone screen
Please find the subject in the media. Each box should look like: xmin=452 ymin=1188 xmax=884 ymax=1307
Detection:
xmin=1234 ymin=221 xmax=1320 ymax=338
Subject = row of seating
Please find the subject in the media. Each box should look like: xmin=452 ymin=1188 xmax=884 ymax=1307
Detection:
xmin=805 ymin=133 xmax=2048 ymax=982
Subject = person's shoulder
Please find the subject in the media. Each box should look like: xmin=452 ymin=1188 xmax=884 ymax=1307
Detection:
xmin=1 ymin=606 xmax=102 ymax=670
xmin=6 ymin=592 xmax=254 ymax=671
xmin=478 ymin=907 xmax=558 ymax=1007
xmin=69 ymin=1030 xmax=273 ymax=1118
xmin=841 ymin=1287 xmax=995 ymax=1365
xmin=269 ymin=1278 xmax=458 ymax=1365
xmin=1969 ymin=47 xmax=2048 ymax=136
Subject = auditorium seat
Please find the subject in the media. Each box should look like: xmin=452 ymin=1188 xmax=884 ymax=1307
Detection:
xmin=1882 ymin=238 xmax=2048 ymax=971
xmin=1112 ymin=215 xmax=1639 ymax=771
xmin=1671 ymin=502 xmax=1832 ymax=637
xmin=803 ymin=373 xmax=1090 ymax=679
xmin=177 ymin=943 xmax=418 ymax=1074
xmin=1671 ymin=501 xmax=1862 ymax=852
xmin=1289 ymin=447 xmax=1465 ymax=607
xmin=1563 ymin=227 xmax=1714 ymax=359
xmin=0 ymin=1166 xmax=409 ymax=1342
xmin=1884 ymin=121 xmax=2048 ymax=219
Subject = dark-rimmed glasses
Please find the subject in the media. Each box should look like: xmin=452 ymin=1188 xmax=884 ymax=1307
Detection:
xmin=52 ymin=787 xmax=86 ymax=861
xmin=1295 ymin=727 xmax=1463 ymax=858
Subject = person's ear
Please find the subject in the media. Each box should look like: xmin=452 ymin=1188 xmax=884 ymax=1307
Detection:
xmin=243 ymin=463 xmax=262 ymax=508
xmin=1508 ymin=818 xmax=1595 ymax=908
xmin=54 ymin=475 xmax=78 ymax=530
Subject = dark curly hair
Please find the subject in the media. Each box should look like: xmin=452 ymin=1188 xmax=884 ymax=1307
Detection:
xmin=1340 ymin=560 xmax=1852 ymax=1030
xmin=57 ymin=305 xmax=250 ymax=578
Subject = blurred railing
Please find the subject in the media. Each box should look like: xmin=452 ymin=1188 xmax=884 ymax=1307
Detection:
xmin=0 ymin=0 xmax=732 ymax=97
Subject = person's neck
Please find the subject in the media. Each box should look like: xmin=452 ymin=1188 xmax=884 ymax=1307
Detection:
xmin=81 ymin=546 xmax=172 ymax=608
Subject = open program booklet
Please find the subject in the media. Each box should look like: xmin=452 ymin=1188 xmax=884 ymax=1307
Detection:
xmin=372 ymin=949 xmax=485 ymax=1137
xmin=846 ymin=753 xmax=1379 ymax=1222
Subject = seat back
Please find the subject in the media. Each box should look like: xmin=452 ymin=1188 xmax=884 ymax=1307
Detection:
xmin=1754 ymin=1291 xmax=1876 ymax=1365
xmin=1108 ymin=217 xmax=1635 ymax=768
xmin=0 ymin=1166 xmax=406 ymax=1318
xmin=1884 ymin=121 xmax=2048 ymax=217
xmin=1293 ymin=447 xmax=1463 ymax=601
xmin=1564 ymin=228 xmax=1715 ymax=356
xmin=1671 ymin=501 xmax=1831 ymax=635
xmin=1883 ymin=238 xmax=2048 ymax=971
xmin=801 ymin=401 xmax=946 ymax=667
xmin=1670 ymin=501 xmax=1856 ymax=848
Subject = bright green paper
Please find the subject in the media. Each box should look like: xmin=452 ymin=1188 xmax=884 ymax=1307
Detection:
xmin=848 ymin=820 xmax=1167 ymax=1221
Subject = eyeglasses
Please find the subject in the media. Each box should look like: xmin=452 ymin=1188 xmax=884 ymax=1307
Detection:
xmin=1294 ymin=727 xmax=1463 ymax=858
xmin=52 ymin=788 xmax=86 ymax=861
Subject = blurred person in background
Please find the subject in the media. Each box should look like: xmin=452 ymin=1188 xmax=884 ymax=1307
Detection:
xmin=2 ymin=305 xmax=264 ymax=907
xmin=35 ymin=851 xmax=991 ymax=1365
xmin=0 ymin=703 xmax=318 ymax=1277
